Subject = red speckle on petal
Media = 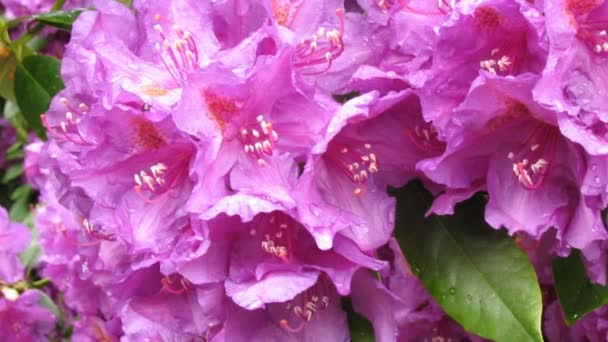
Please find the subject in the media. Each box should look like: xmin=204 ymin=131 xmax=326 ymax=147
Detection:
xmin=202 ymin=89 xmax=239 ymax=131
xmin=474 ymin=6 xmax=502 ymax=29
xmin=567 ymin=0 xmax=602 ymax=16
xmin=132 ymin=117 xmax=166 ymax=150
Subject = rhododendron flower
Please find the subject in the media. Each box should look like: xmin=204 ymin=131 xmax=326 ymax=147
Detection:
xmin=0 ymin=290 xmax=56 ymax=341
xmin=421 ymin=74 xmax=608 ymax=283
xmin=419 ymin=0 xmax=546 ymax=128
xmin=225 ymin=274 xmax=349 ymax=340
xmin=176 ymin=48 xmax=336 ymax=221
xmin=296 ymin=87 xmax=444 ymax=251
xmin=534 ymin=0 xmax=608 ymax=155
xmin=224 ymin=211 xmax=385 ymax=309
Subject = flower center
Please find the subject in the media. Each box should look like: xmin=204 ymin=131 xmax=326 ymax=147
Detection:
xmin=293 ymin=8 xmax=345 ymax=75
xmin=60 ymin=218 xmax=116 ymax=247
xmin=161 ymin=274 xmax=192 ymax=295
xmin=507 ymin=126 xmax=558 ymax=190
xmin=272 ymin=0 xmax=303 ymax=26
xmin=240 ymin=115 xmax=279 ymax=167
xmin=327 ymin=141 xmax=379 ymax=195
xmin=406 ymin=123 xmax=445 ymax=154
xmin=251 ymin=211 xmax=296 ymax=261
xmin=578 ymin=21 xmax=608 ymax=55
xmin=42 ymin=97 xmax=93 ymax=145
xmin=480 ymin=48 xmax=514 ymax=76
xmin=153 ymin=16 xmax=200 ymax=85
xmin=133 ymin=162 xmax=187 ymax=203
xmin=279 ymin=275 xmax=333 ymax=333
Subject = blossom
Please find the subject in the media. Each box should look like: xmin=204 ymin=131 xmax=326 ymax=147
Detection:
xmin=224 ymin=211 xmax=385 ymax=310
xmin=175 ymin=47 xmax=336 ymax=221
xmin=224 ymin=274 xmax=350 ymax=340
xmin=421 ymin=73 xmax=608 ymax=283
xmin=533 ymin=0 xmax=608 ymax=155
xmin=0 ymin=290 xmax=56 ymax=341
xmin=418 ymin=0 xmax=546 ymax=128
xmin=295 ymin=84 xmax=444 ymax=251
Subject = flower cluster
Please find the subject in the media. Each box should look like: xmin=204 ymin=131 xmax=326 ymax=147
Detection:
xmin=21 ymin=0 xmax=608 ymax=340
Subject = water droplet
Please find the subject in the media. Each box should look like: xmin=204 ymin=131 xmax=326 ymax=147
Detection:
xmin=414 ymin=267 xmax=421 ymax=274
xmin=595 ymin=176 xmax=601 ymax=184
xmin=571 ymin=313 xmax=579 ymax=320
xmin=467 ymin=294 xmax=473 ymax=301
xmin=591 ymin=164 xmax=598 ymax=171
xmin=449 ymin=287 xmax=456 ymax=295
xmin=441 ymin=295 xmax=447 ymax=300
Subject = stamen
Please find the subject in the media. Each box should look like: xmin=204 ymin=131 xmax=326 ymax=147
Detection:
xmin=257 ymin=212 xmax=294 ymax=262
xmin=133 ymin=163 xmax=173 ymax=203
xmin=405 ymin=123 xmax=445 ymax=154
xmin=153 ymin=22 xmax=200 ymax=85
xmin=161 ymin=275 xmax=191 ymax=295
xmin=60 ymin=224 xmax=103 ymax=247
xmin=480 ymin=48 xmax=514 ymax=76
xmin=42 ymin=98 xmax=94 ymax=145
xmin=577 ymin=21 xmax=608 ymax=55
xmin=240 ymin=115 xmax=279 ymax=166
xmin=294 ymin=9 xmax=345 ymax=75
xmin=327 ymin=141 xmax=379 ymax=195
xmin=508 ymin=125 xmax=557 ymax=190
xmin=279 ymin=275 xmax=333 ymax=333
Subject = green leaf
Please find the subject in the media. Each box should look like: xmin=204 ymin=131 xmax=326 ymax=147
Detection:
xmin=14 ymin=55 xmax=65 ymax=138
xmin=1 ymin=163 xmax=23 ymax=183
xmin=33 ymin=9 xmax=85 ymax=31
xmin=37 ymin=290 xmax=64 ymax=326
xmin=393 ymin=182 xmax=543 ymax=342
xmin=342 ymin=298 xmax=375 ymax=342
xmin=9 ymin=185 xmax=32 ymax=222
xmin=0 ymin=51 xmax=18 ymax=102
xmin=552 ymin=250 xmax=608 ymax=325
xmin=19 ymin=243 xmax=41 ymax=272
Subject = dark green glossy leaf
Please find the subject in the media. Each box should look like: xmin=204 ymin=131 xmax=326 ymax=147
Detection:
xmin=33 ymin=9 xmax=85 ymax=31
xmin=553 ymin=250 xmax=608 ymax=325
xmin=393 ymin=182 xmax=543 ymax=342
xmin=15 ymin=55 xmax=65 ymax=138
